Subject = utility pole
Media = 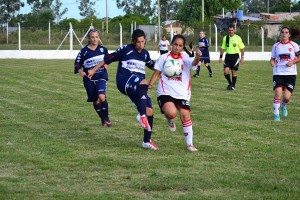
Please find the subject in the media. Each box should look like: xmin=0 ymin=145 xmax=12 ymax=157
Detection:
xmin=158 ymin=0 xmax=161 ymax=40
xmin=202 ymin=0 xmax=204 ymax=22
xmin=106 ymin=0 xmax=108 ymax=34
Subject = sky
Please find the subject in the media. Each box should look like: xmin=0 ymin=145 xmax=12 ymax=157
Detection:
xmin=20 ymin=0 xmax=125 ymax=20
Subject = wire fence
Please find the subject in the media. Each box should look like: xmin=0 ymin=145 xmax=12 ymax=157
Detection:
xmin=0 ymin=22 xmax=278 ymax=51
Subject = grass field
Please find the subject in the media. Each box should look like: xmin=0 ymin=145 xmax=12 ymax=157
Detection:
xmin=0 ymin=59 xmax=299 ymax=199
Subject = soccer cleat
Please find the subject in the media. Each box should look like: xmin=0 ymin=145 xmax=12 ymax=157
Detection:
xmin=140 ymin=114 xmax=152 ymax=131
xmin=187 ymin=145 xmax=198 ymax=152
xmin=193 ymin=74 xmax=199 ymax=78
xmin=142 ymin=140 xmax=159 ymax=150
xmin=230 ymin=86 xmax=235 ymax=91
xmin=168 ymin=120 xmax=176 ymax=132
xmin=274 ymin=114 xmax=281 ymax=121
xmin=102 ymin=117 xmax=112 ymax=127
xmin=281 ymin=106 xmax=288 ymax=117
xmin=209 ymin=73 xmax=213 ymax=77
xmin=226 ymin=84 xmax=232 ymax=90
xmin=136 ymin=113 xmax=140 ymax=123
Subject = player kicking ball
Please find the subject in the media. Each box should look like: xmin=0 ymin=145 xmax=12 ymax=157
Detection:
xmin=88 ymin=29 xmax=158 ymax=150
xmin=149 ymin=34 xmax=202 ymax=152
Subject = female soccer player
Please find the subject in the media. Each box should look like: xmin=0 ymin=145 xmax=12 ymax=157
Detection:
xmin=270 ymin=27 xmax=300 ymax=121
xmin=158 ymin=35 xmax=170 ymax=55
xmin=88 ymin=29 xmax=158 ymax=150
xmin=74 ymin=29 xmax=111 ymax=127
xmin=148 ymin=34 xmax=202 ymax=152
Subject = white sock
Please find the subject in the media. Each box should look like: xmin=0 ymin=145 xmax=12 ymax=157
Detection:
xmin=182 ymin=119 xmax=193 ymax=145
xmin=273 ymin=98 xmax=280 ymax=115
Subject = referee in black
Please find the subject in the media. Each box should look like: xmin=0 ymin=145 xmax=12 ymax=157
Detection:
xmin=219 ymin=24 xmax=245 ymax=90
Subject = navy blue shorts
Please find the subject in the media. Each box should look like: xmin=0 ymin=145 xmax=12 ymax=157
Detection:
xmin=83 ymin=76 xmax=107 ymax=102
xmin=117 ymin=74 xmax=153 ymax=109
xmin=199 ymin=57 xmax=210 ymax=64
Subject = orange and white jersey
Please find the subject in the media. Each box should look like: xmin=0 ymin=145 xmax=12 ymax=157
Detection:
xmin=154 ymin=52 xmax=194 ymax=101
xmin=271 ymin=41 xmax=299 ymax=75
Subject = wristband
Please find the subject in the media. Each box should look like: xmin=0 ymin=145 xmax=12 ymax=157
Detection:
xmin=220 ymin=55 xmax=223 ymax=59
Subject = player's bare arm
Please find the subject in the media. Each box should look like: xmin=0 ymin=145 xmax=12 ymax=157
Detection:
xmin=88 ymin=60 xmax=105 ymax=78
xmin=219 ymin=49 xmax=225 ymax=63
xmin=78 ymin=69 xmax=86 ymax=78
xmin=148 ymin=70 xmax=161 ymax=89
xmin=270 ymin=58 xmax=275 ymax=67
xmin=192 ymin=49 xmax=202 ymax=66
xmin=240 ymin=48 xmax=245 ymax=64
xmin=286 ymin=51 xmax=300 ymax=67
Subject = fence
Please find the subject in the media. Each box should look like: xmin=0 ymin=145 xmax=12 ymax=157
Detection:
xmin=0 ymin=22 xmax=278 ymax=52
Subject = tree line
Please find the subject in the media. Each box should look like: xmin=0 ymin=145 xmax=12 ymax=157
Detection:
xmin=1 ymin=0 xmax=300 ymax=31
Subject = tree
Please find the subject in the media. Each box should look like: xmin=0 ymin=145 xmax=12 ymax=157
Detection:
xmin=176 ymin=0 xmax=242 ymax=26
xmin=78 ymin=0 xmax=96 ymax=17
xmin=0 ymin=0 xmax=24 ymax=24
xmin=52 ymin=0 xmax=68 ymax=24
xmin=116 ymin=0 xmax=154 ymax=16
xmin=155 ymin=0 xmax=179 ymax=21
xmin=27 ymin=0 xmax=53 ymax=11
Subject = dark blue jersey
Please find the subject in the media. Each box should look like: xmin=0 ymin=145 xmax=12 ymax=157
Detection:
xmin=198 ymin=37 xmax=210 ymax=58
xmin=74 ymin=45 xmax=108 ymax=81
xmin=104 ymin=44 xmax=154 ymax=84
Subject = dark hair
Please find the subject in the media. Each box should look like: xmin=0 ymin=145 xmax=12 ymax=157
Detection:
xmin=132 ymin=29 xmax=146 ymax=43
xmin=280 ymin=26 xmax=290 ymax=33
xmin=88 ymin=29 xmax=100 ymax=37
xmin=171 ymin=34 xmax=186 ymax=46
xmin=228 ymin=24 xmax=235 ymax=29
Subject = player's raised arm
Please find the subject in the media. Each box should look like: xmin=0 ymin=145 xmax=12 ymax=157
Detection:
xmin=192 ymin=49 xmax=202 ymax=66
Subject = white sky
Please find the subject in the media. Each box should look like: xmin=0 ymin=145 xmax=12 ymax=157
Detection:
xmin=20 ymin=0 xmax=125 ymax=20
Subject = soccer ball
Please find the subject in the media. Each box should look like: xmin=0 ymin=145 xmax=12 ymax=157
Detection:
xmin=162 ymin=59 xmax=182 ymax=78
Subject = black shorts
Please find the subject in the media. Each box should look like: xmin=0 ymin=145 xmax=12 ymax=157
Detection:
xmin=224 ymin=54 xmax=240 ymax=70
xmin=160 ymin=50 xmax=168 ymax=55
xmin=157 ymin=95 xmax=190 ymax=114
xmin=273 ymin=75 xmax=296 ymax=93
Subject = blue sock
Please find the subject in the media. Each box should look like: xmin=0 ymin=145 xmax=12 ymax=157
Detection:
xmin=137 ymin=84 xmax=148 ymax=116
xmin=100 ymin=100 xmax=109 ymax=119
xmin=93 ymin=103 xmax=103 ymax=121
xmin=143 ymin=115 xmax=153 ymax=143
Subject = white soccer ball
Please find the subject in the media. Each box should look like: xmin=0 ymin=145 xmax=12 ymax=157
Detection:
xmin=162 ymin=59 xmax=182 ymax=78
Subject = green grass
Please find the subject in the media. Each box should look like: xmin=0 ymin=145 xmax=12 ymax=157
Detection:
xmin=0 ymin=59 xmax=299 ymax=199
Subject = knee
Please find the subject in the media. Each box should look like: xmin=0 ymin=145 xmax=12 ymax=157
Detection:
xmin=146 ymin=107 xmax=153 ymax=116
xmin=98 ymin=94 xmax=106 ymax=102
xmin=165 ymin=112 xmax=176 ymax=120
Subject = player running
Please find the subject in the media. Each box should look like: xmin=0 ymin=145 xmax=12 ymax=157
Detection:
xmin=270 ymin=27 xmax=300 ymax=121
xmin=148 ymin=34 xmax=202 ymax=152
xmin=88 ymin=29 xmax=158 ymax=150
xmin=74 ymin=29 xmax=112 ymax=127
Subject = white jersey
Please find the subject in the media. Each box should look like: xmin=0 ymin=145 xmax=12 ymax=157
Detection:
xmin=158 ymin=40 xmax=170 ymax=51
xmin=271 ymin=41 xmax=299 ymax=75
xmin=154 ymin=52 xmax=194 ymax=101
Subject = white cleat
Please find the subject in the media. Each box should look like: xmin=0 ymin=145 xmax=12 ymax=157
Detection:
xmin=142 ymin=140 xmax=159 ymax=150
xmin=187 ymin=145 xmax=198 ymax=152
